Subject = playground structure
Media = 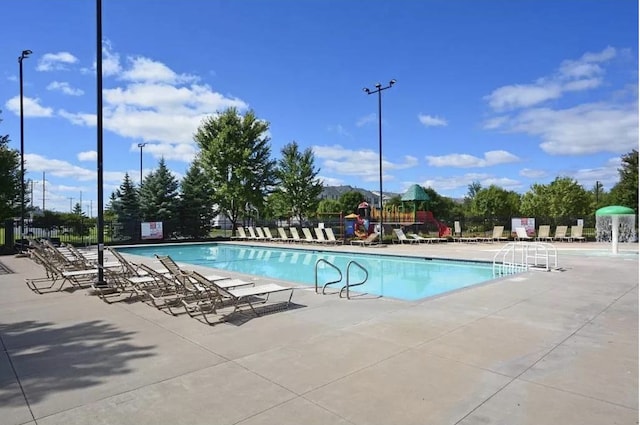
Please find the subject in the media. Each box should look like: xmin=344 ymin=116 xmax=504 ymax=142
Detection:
xmin=343 ymin=185 xmax=452 ymax=239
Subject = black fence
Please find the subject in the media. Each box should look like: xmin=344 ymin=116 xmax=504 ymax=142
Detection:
xmin=1 ymin=214 xmax=637 ymax=254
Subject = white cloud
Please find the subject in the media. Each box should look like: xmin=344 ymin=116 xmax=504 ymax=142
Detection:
xmin=81 ymin=40 xmax=122 ymax=76
xmin=36 ymin=52 xmax=78 ymax=71
xmin=318 ymin=175 xmax=344 ymax=186
xmin=121 ymin=56 xmax=198 ymax=84
xmin=426 ymin=150 xmax=520 ymax=168
xmin=356 ymin=113 xmax=376 ymax=127
xmin=47 ymin=81 xmax=84 ymax=96
xmin=482 ymin=116 xmax=509 ymax=130
xmin=519 ymin=168 xmax=548 ymax=179
xmin=58 ymin=109 xmax=96 ymax=126
xmin=61 ymin=45 xmax=249 ymax=150
xmin=421 ymin=173 xmax=521 ymax=193
xmin=5 ymin=96 xmax=54 ymax=117
xmin=24 ymin=153 xmax=125 ymax=183
xmin=418 ymin=114 xmax=448 ymax=127
xmin=486 ymin=84 xmax=563 ymax=111
xmin=131 ymin=142 xmax=198 ymax=163
xmin=508 ymin=102 xmax=638 ymax=155
xmin=77 ymin=151 xmax=97 ymax=161
xmin=485 ymin=46 xmax=617 ymax=111
xmin=312 ymin=144 xmax=418 ymax=182
xmin=327 ymin=124 xmax=351 ymax=137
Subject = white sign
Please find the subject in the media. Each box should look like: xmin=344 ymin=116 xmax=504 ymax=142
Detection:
xmin=511 ymin=217 xmax=536 ymax=237
xmin=141 ymin=222 xmax=163 ymax=240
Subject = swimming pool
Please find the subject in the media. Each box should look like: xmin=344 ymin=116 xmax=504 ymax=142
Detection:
xmin=118 ymin=243 xmax=505 ymax=301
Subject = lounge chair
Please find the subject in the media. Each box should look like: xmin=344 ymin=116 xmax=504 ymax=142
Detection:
xmin=263 ymin=227 xmax=278 ymax=241
xmin=535 ymin=225 xmax=553 ymax=242
xmin=393 ymin=228 xmax=419 ymax=244
xmin=314 ymin=228 xmax=331 ymax=244
xmin=256 ymin=227 xmax=271 ymax=240
xmin=552 ymin=225 xmax=568 ymax=242
xmin=514 ymin=227 xmax=533 ymax=241
xmin=568 ymin=225 xmax=585 ymax=242
xmin=189 ymin=270 xmax=294 ymax=318
xmin=26 ymin=250 xmax=99 ymax=294
xmin=301 ymin=227 xmax=316 ymax=243
xmin=289 ymin=227 xmax=303 ymax=243
xmin=251 ymin=227 xmax=268 ymax=241
xmin=453 ymin=221 xmax=478 ymax=242
xmin=233 ymin=227 xmax=249 ymax=240
xmin=277 ymin=227 xmax=293 ymax=243
xmin=325 ymin=228 xmax=344 ymax=244
xmin=491 ymin=226 xmax=508 ymax=242
xmin=350 ymin=232 xmax=380 ymax=246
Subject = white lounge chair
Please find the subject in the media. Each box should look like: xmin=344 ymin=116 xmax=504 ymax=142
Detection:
xmin=568 ymin=225 xmax=585 ymax=242
xmin=393 ymin=228 xmax=419 ymax=244
xmin=535 ymin=225 xmax=553 ymax=242
xmin=290 ymin=227 xmax=303 ymax=243
xmin=325 ymin=228 xmax=343 ymax=244
xmin=515 ymin=227 xmax=533 ymax=241
xmin=491 ymin=226 xmax=508 ymax=242
xmin=190 ymin=271 xmax=294 ymax=317
xmin=301 ymin=227 xmax=316 ymax=243
xmin=552 ymin=225 xmax=568 ymax=241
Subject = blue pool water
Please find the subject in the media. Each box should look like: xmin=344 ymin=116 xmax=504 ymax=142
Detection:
xmin=118 ymin=243 xmax=500 ymax=301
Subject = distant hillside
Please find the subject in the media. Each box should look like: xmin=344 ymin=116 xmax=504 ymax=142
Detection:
xmin=320 ymin=185 xmax=397 ymax=205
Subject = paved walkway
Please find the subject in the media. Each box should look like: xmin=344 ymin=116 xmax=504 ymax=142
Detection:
xmin=0 ymin=242 xmax=637 ymax=424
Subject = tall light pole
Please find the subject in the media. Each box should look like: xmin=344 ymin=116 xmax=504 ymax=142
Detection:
xmin=137 ymin=143 xmax=147 ymax=184
xmin=363 ymin=79 xmax=396 ymax=238
xmin=96 ymin=0 xmax=105 ymax=286
xmin=18 ymin=49 xmax=32 ymax=241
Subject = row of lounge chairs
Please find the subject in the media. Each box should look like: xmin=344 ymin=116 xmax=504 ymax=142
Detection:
xmin=24 ymin=241 xmax=295 ymax=324
xmin=516 ymin=225 xmax=585 ymax=242
xmin=233 ymin=226 xmax=344 ymax=245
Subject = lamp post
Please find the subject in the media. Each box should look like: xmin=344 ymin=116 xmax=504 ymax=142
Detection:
xmin=595 ymin=180 xmax=602 ymax=206
xmin=18 ymin=49 xmax=32 ymax=241
xmin=363 ymin=79 xmax=396 ymax=237
xmin=96 ymin=0 xmax=105 ymax=286
xmin=137 ymin=143 xmax=147 ymax=184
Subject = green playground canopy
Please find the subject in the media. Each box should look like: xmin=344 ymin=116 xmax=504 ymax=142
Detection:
xmin=595 ymin=205 xmax=636 ymax=216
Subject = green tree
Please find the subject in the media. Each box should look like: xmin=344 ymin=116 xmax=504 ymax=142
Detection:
xmin=338 ymin=191 xmax=364 ymax=215
xmin=520 ymin=177 xmax=591 ymax=219
xmin=72 ymin=202 xmax=85 ymax=217
xmin=179 ymin=161 xmax=215 ymax=238
xmin=471 ymin=185 xmax=521 ymax=220
xmin=194 ymin=108 xmax=276 ymax=233
xmin=112 ymin=173 xmax=140 ymax=222
xmin=273 ymin=141 xmax=323 ymax=223
xmin=609 ymin=149 xmax=638 ymax=213
xmin=139 ymin=158 xmax=180 ymax=221
xmin=0 ymin=111 xmax=22 ymax=221
xmin=317 ymin=199 xmax=341 ymax=213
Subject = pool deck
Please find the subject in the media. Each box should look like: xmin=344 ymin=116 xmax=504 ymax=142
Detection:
xmin=0 ymin=241 xmax=637 ymax=424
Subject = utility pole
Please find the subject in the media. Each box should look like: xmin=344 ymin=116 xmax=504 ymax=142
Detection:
xmin=68 ymin=197 xmax=74 ymax=212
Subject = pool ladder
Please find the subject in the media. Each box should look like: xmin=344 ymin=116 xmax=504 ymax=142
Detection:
xmin=314 ymin=259 xmax=369 ymax=299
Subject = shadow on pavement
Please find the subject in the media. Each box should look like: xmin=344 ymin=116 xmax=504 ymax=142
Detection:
xmin=0 ymin=319 xmax=155 ymax=406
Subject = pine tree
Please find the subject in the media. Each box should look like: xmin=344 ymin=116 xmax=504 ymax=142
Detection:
xmin=179 ymin=161 xmax=215 ymax=237
xmin=113 ymin=173 xmax=140 ymax=221
xmin=138 ymin=158 xmax=179 ymax=221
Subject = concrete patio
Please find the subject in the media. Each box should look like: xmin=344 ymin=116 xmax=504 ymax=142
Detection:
xmin=0 ymin=241 xmax=637 ymax=424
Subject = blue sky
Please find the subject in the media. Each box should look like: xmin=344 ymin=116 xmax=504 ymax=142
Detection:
xmin=1 ymin=0 xmax=638 ymax=214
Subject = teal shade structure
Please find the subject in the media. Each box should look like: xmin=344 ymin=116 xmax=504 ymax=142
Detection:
xmin=595 ymin=206 xmax=636 ymax=216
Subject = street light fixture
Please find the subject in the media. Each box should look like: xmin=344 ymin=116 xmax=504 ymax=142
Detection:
xmin=363 ymin=79 xmax=396 ymax=237
xmin=18 ymin=49 xmax=32 ymax=243
xmin=137 ymin=143 xmax=147 ymax=184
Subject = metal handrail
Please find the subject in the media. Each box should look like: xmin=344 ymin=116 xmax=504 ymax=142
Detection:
xmin=315 ymin=258 xmax=342 ymax=294
xmin=340 ymin=260 xmax=369 ymax=299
